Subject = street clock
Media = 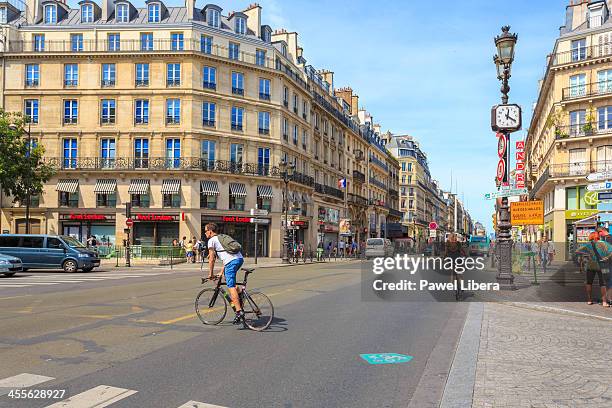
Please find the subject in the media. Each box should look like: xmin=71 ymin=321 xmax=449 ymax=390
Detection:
xmin=491 ymin=104 xmax=522 ymax=132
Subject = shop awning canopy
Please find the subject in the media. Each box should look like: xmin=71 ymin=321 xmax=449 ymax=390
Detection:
xmin=302 ymin=194 xmax=311 ymax=204
xmin=200 ymin=180 xmax=219 ymax=196
xmin=128 ymin=179 xmax=150 ymax=195
xmin=93 ymin=179 xmax=117 ymax=194
xmin=257 ymin=185 xmax=273 ymax=199
xmin=161 ymin=179 xmax=181 ymax=195
xmin=230 ymin=183 xmax=247 ymax=197
xmin=56 ymin=179 xmax=79 ymax=193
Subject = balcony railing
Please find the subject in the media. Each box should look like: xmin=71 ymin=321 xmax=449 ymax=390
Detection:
xmin=555 ymin=123 xmax=612 ymax=139
xmin=388 ymin=188 xmax=399 ymax=198
xmin=135 ymin=79 xmax=149 ymax=87
xmin=549 ymin=160 xmax=612 ymax=178
xmin=386 ymin=206 xmax=403 ymax=219
xmin=203 ymin=81 xmax=216 ymax=90
xmin=232 ymin=87 xmax=244 ymax=96
xmin=562 ymin=81 xmax=612 ymax=101
xmin=348 ymin=193 xmax=368 ymax=207
xmin=352 ymin=170 xmax=366 ymax=184
xmin=370 ymin=178 xmax=387 ymax=190
xmin=551 ymin=44 xmax=612 ymax=67
xmin=314 ymin=183 xmax=344 ymax=199
xmin=369 ymin=155 xmax=389 ymax=172
xmin=259 ymin=93 xmax=271 ymax=101
xmin=530 ymin=166 xmax=549 ymax=200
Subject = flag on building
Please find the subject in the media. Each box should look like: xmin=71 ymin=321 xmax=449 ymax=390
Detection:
xmin=338 ymin=178 xmax=347 ymax=189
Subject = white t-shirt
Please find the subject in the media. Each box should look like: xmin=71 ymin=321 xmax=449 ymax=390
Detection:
xmin=207 ymin=235 xmax=243 ymax=265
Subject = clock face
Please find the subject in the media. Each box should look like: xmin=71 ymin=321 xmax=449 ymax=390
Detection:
xmin=495 ymin=105 xmax=521 ymax=130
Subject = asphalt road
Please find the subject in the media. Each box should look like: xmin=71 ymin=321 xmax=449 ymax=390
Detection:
xmin=0 ymin=260 xmax=470 ymax=408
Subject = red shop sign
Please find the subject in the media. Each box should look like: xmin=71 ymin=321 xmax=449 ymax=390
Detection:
xmin=222 ymin=216 xmax=252 ymax=223
xmin=135 ymin=214 xmax=178 ymax=222
xmin=61 ymin=214 xmax=112 ymax=221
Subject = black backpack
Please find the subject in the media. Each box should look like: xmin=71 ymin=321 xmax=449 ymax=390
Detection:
xmin=216 ymin=234 xmax=242 ymax=255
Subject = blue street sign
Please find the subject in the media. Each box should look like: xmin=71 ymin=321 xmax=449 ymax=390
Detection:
xmin=360 ymin=353 xmax=413 ymax=365
xmin=599 ymin=192 xmax=612 ymax=201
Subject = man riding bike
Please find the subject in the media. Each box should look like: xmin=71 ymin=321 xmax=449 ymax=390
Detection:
xmin=204 ymin=223 xmax=245 ymax=324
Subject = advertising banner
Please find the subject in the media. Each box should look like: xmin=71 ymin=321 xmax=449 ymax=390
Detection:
xmin=510 ymin=201 xmax=544 ymax=226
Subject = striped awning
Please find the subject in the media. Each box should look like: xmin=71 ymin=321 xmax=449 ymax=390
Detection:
xmin=93 ymin=179 xmax=117 ymax=194
xmin=128 ymin=179 xmax=150 ymax=195
xmin=161 ymin=179 xmax=181 ymax=195
xmin=200 ymin=180 xmax=219 ymax=196
xmin=56 ymin=179 xmax=79 ymax=193
xmin=230 ymin=183 xmax=247 ymax=197
xmin=302 ymin=194 xmax=311 ymax=204
xmin=257 ymin=185 xmax=273 ymax=199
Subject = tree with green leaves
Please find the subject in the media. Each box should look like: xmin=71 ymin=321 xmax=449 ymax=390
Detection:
xmin=0 ymin=110 xmax=55 ymax=206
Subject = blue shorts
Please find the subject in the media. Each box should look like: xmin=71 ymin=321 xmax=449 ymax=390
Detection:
xmin=224 ymin=258 xmax=244 ymax=288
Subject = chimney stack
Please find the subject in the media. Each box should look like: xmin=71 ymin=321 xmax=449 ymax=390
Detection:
xmin=243 ymin=3 xmax=261 ymax=37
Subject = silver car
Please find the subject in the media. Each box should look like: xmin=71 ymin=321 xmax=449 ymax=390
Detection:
xmin=365 ymin=238 xmax=395 ymax=259
xmin=0 ymin=253 xmax=23 ymax=277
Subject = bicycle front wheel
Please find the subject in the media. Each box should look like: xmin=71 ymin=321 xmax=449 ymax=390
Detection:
xmin=195 ymin=288 xmax=227 ymax=325
xmin=242 ymin=291 xmax=274 ymax=331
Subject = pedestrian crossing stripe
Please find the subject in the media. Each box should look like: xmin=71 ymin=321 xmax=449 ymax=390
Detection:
xmin=176 ymin=402 xmax=229 ymax=408
xmin=0 ymin=273 xmax=173 ymax=289
xmin=0 ymin=373 xmax=54 ymax=396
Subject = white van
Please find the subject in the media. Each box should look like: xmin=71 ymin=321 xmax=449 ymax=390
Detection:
xmin=365 ymin=238 xmax=394 ymax=259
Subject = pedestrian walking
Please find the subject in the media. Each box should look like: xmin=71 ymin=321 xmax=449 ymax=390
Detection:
xmin=576 ymin=232 xmax=610 ymax=307
xmin=547 ymin=239 xmax=555 ymax=266
xmin=351 ymin=240 xmax=358 ymax=257
xmin=538 ymin=237 xmax=549 ymax=273
xmin=185 ymin=240 xmax=194 ymax=264
xmin=338 ymin=240 xmax=345 ymax=258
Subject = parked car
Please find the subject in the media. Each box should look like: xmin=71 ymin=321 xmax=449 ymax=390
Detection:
xmin=469 ymin=236 xmax=490 ymax=257
xmin=0 ymin=253 xmax=23 ymax=277
xmin=0 ymin=235 xmax=100 ymax=273
xmin=365 ymin=238 xmax=395 ymax=259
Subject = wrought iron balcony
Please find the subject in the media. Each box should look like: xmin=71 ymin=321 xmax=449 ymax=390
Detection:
xmin=562 ymin=81 xmax=612 ymax=101
xmin=135 ymin=79 xmax=149 ymax=87
xmin=370 ymin=178 xmax=387 ymax=190
xmin=369 ymin=155 xmax=389 ymax=172
xmin=529 ymin=166 xmax=549 ymax=200
xmin=232 ymin=87 xmax=244 ymax=96
xmin=386 ymin=206 xmax=403 ymax=219
xmin=203 ymin=81 xmax=216 ymax=90
xmin=348 ymin=193 xmax=368 ymax=207
xmin=555 ymin=123 xmax=612 ymax=139
xmin=353 ymin=170 xmax=366 ymax=184
xmin=551 ymin=44 xmax=612 ymax=67
xmin=549 ymin=160 xmax=612 ymax=178
xmin=101 ymin=79 xmax=116 ymax=87
xmin=259 ymin=93 xmax=271 ymax=101
xmin=389 ymin=188 xmax=399 ymax=198
xmin=314 ymin=183 xmax=344 ymax=199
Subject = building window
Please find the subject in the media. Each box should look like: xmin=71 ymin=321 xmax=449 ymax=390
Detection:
xmin=135 ymin=63 xmax=149 ymax=86
xmin=165 ymin=138 xmax=180 ymax=169
xmin=166 ymin=99 xmax=180 ymax=124
xmin=229 ymin=42 xmax=240 ymax=60
xmin=140 ymin=33 xmax=153 ymax=51
xmin=0 ymin=7 xmax=7 ymax=24
xmin=108 ymin=33 xmax=120 ymax=51
xmin=148 ymin=3 xmax=160 ymax=23
xmin=96 ymin=193 xmax=116 ymax=208
xmin=102 ymin=63 xmax=116 ymax=87
xmin=63 ymin=138 xmax=77 ymax=168
xmin=100 ymin=138 xmax=116 ymax=168
xmin=303 ymin=101 xmax=308 ymax=120
xmin=407 ymin=163 xmax=412 ymax=171
xmin=262 ymin=28 xmax=271 ymax=43
xmin=44 ymin=4 xmax=57 ymax=24
xmin=229 ymin=195 xmax=245 ymax=211
xmin=71 ymin=34 xmax=83 ymax=52
xmin=203 ymin=66 xmax=216 ymax=89
xmin=24 ymin=99 xmax=39 ymax=124
xmin=167 ymin=63 xmax=180 ymax=86
xmin=401 ymin=162 xmax=406 ymax=171
xmin=163 ymin=194 xmax=181 ymax=208
xmin=293 ymin=125 xmax=298 ymax=145
xmin=597 ymin=69 xmax=612 ymax=94
xmin=201 ymin=140 xmax=216 ymax=170
xmin=258 ymin=147 xmax=270 ymax=176
xmin=81 ymin=4 xmax=93 ymax=23
xmin=131 ymin=193 xmax=150 ymax=208
xmin=207 ymin=8 xmax=219 ymax=27
xmin=256 ymin=49 xmax=266 ymax=66
xmin=231 ymin=107 xmax=244 ymax=131
xmin=281 ymin=43 xmax=287 ymax=57
xmin=259 ymin=78 xmax=270 ymax=100
xmin=64 ymin=64 xmax=78 ymax=87
xmin=258 ymin=111 xmax=270 ymax=135
xmin=230 ymin=143 xmax=243 ymax=167
xmin=25 ymin=64 xmax=39 ymax=87
xmin=302 ymin=130 xmax=308 ymax=150
xmin=116 ymin=4 xmax=129 ymax=23
xmin=101 ymin=99 xmax=116 ymax=124
xmin=33 ymin=34 xmax=45 ymax=52
xmin=134 ymin=138 xmax=149 ymax=168
xmin=235 ymin=16 xmax=246 ymax=34
xmin=293 ymin=94 xmax=299 ymax=114
xmin=598 ymin=106 xmax=612 ymax=130
xmin=569 ymin=74 xmax=586 ymax=98
xmin=202 ymin=102 xmax=216 ymax=127
xmin=171 ymin=32 xmax=184 ymax=51
xmin=571 ymin=39 xmax=587 ymax=62
xmin=59 ymin=192 xmax=79 ymax=208
xmin=283 ymin=118 xmax=288 ymax=140
xmin=201 ymin=35 xmax=212 ymax=54
xmin=63 ymin=100 xmax=78 ymax=124
xmin=135 ymin=99 xmax=149 ymax=124
xmin=231 ymin=71 xmax=244 ymax=95
xmin=200 ymin=193 xmax=217 ymax=209
xmin=283 ymin=86 xmax=289 ymax=107
xmin=570 ymin=109 xmax=586 ymax=136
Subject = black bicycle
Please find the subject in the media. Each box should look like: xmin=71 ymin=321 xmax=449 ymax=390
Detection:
xmin=195 ymin=267 xmax=274 ymax=331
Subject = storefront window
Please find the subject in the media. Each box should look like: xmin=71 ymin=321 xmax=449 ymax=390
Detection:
xmin=131 ymin=193 xmax=150 ymax=208
xmin=201 ymin=194 xmax=217 ymax=209
xmin=566 ymin=187 xmax=578 ymax=210
xmin=163 ymin=193 xmax=181 ymax=208
xmin=59 ymin=192 xmax=78 ymax=207
xmin=257 ymin=197 xmax=272 ymax=211
xmin=229 ymin=196 xmax=245 ymax=211
xmin=96 ymin=193 xmax=117 ymax=208
xmin=578 ymin=186 xmax=596 ymax=209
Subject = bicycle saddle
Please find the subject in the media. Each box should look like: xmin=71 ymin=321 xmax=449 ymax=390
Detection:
xmin=243 ymin=268 xmax=255 ymax=274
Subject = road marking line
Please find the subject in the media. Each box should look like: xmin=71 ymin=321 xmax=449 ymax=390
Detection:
xmin=176 ymin=401 xmax=229 ymax=408
xmin=44 ymin=385 xmax=137 ymax=408
xmin=0 ymin=282 xmax=57 ymax=285
xmin=0 ymin=373 xmax=55 ymax=395
xmin=0 ymin=284 xmax=30 ymax=288
xmin=0 ymin=294 xmax=32 ymax=299
xmin=159 ymin=313 xmax=197 ymax=325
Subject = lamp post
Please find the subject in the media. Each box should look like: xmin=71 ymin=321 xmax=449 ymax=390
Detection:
xmin=9 ymin=121 xmax=32 ymax=234
xmin=279 ymin=159 xmax=295 ymax=264
xmin=492 ymin=26 xmax=518 ymax=289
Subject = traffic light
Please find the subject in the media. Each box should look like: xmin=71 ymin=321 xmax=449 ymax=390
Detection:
xmin=492 ymin=213 xmax=497 ymax=231
xmin=125 ymin=202 xmax=132 ymax=219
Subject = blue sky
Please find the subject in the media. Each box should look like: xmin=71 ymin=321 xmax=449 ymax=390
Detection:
xmin=68 ymin=0 xmax=569 ymax=230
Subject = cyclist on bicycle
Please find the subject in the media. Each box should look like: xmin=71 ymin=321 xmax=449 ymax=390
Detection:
xmin=445 ymin=233 xmax=465 ymax=300
xmin=204 ymin=223 xmax=245 ymax=324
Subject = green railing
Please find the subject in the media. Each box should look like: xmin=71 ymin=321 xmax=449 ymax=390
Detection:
xmin=98 ymin=245 xmax=184 ymax=260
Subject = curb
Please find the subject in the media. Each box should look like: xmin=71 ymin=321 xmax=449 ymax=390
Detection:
xmin=250 ymin=259 xmax=363 ymax=269
xmin=500 ymin=301 xmax=612 ymax=322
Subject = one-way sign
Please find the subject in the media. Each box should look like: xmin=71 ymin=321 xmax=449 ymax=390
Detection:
xmin=484 ymin=188 xmax=528 ymax=200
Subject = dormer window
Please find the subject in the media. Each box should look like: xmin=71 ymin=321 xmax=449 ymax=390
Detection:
xmin=281 ymin=43 xmax=287 ymax=57
xmin=0 ymin=7 xmax=7 ymax=24
xmin=207 ymin=8 xmax=219 ymax=28
xmin=44 ymin=4 xmax=57 ymax=24
xmin=116 ymin=4 xmax=128 ymax=23
xmin=148 ymin=3 xmax=160 ymax=23
xmin=235 ymin=17 xmax=246 ymax=35
xmin=261 ymin=28 xmax=271 ymax=43
xmin=81 ymin=4 xmax=93 ymax=23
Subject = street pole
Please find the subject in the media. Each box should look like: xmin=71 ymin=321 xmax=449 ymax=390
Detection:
xmin=25 ymin=122 xmax=31 ymax=235
xmin=254 ymin=204 xmax=258 ymax=265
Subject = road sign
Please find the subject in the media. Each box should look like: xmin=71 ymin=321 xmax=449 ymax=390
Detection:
xmin=598 ymin=192 xmax=612 ymax=202
xmin=510 ymin=201 xmax=544 ymax=226
xmin=587 ymin=171 xmax=612 ymax=182
xmin=484 ymin=188 xmax=528 ymax=200
xmin=250 ymin=208 xmax=269 ymax=216
xmin=250 ymin=218 xmax=270 ymax=225
xmin=428 ymin=222 xmax=438 ymax=230
xmin=429 ymin=229 xmax=437 ymax=238
xmin=586 ymin=181 xmax=612 ymax=191
xmin=125 ymin=218 xmax=134 ymax=227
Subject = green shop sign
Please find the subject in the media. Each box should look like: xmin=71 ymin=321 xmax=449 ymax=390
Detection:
xmin=564 ymin=209 xmax=598 ymax=220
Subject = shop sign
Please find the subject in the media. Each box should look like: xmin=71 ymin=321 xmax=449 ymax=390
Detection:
xmin=586 ymin=171 xmax=612 ymax=182
xmin=135 ymin=214 xmax=179 ymax=222
xmin=339 ymin=219 xmax=352 ymax=236
xmin=325 ymin=225 xmax=339 ymax=233
xmin=565 ymin=209 xmax=598 ymax=220
xmin=222 ymin=216 xmax=252 ymax=223
xmin=587 ymin=181 xmax=612 ymax=191
xmin=510 ymin=200 xmax=544 ymax=226
xmin=291 ymin=220 xmax=309 ymax=228
xmin=60 ymin=214 xmax=115 ymax=221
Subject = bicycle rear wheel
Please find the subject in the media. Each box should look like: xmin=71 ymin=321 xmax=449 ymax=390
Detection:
xmin=195 ymin=288 xmax=227 ymax=325
xmin=242 ymin=290 xmax=274 ymax=331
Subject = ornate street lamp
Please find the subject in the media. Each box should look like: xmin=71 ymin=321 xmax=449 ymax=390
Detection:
xmin=280 ymin=159 xmax=295 ymax=263
xmin=494 ymin=26 xmax=517 ymax=104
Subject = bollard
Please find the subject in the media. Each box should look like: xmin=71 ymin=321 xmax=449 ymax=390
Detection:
xmin=170 ymin=249 xmax=173 ymax=270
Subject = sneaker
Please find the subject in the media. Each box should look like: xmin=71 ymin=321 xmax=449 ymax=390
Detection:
xmin=233 ymin=310 xmax=245 ymax=325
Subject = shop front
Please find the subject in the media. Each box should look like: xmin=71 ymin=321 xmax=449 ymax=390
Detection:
xmin=318 ymin=207 xmax=340 ymax=247
xmin=202 ymin=215 xmax=270 ymax=257
xmin=60 ymin=213 xmax=116 ymax=251
xmin=132 ymin=213 xmax=180 ymax=246
xmin=288 ymin=218 xmax=311 ymax=248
